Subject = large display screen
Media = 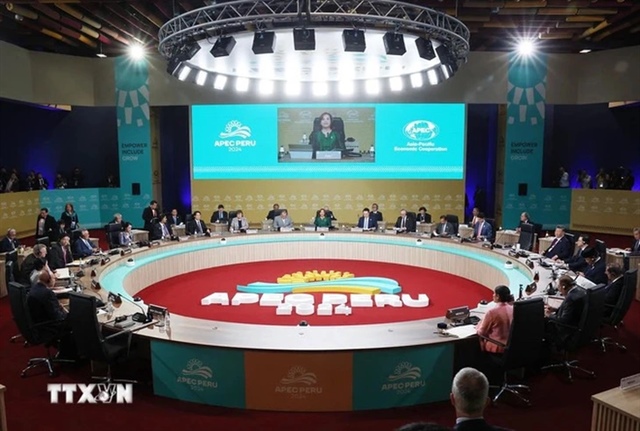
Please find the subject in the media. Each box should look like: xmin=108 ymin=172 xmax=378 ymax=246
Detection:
xmin=191 ymin=103 xmax=465 ymax=180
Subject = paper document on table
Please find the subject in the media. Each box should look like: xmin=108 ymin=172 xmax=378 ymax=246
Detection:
xmin=54 ymin=267 xmax=70 ymax=279
xmin=446 ymin=325 xmax=478 ymax=338
xmin=54 ymin=287 xmax=73 ymax=295
xmin=574 ymin=274 xmax=597 ymax=289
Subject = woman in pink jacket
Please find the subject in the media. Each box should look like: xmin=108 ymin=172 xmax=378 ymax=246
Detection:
xmin=477 ymin=285 xmax=514 ymax=353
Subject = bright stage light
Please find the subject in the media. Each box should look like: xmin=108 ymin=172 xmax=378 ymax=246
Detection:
xmin=178 ymin=65 xmax=192 ymax=81
xmin=338 ymin=80 xmax=354 ymax=96
xmin=389 ymin=76 xmax=403 ymax=92
xmin=517 ymin=39 xmax=535 ymax=57
xmin=427 ymin=69 xmax=439 ymax=86
xmin=128 ymin=43 xmax=145 ymax=60
xmin=365 ymin=79 xmax=380 ymax=95
xmin=195 ymin=70 xmax=207 ymax=86
xmin=213 ymin=74 xmax=228 ymax=90
xmin=410 ymin=72 xmax=423 ymax=88
xmin=259 ymin=79 xmax=274 ymax=95
xmin=285 ymin=81 xmax=301 ymax=96
xmin=236 ymin=77 xmax=249 ymax=92
xmin=312 ymin=81 xmax=328 ymax=97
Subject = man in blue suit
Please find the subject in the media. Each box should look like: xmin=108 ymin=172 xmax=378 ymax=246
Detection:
xmin=73 ymin=229 xmax=98 ymax=258
xmin=472 ymin=213 xmax=493 ymax=241
xmin=543 ymin=225 xmax=573 ymax=261
xmin=580 ymin=247 xmax=608 ymax=285
xmin=357 ymin=208 xmax=377 ymax=231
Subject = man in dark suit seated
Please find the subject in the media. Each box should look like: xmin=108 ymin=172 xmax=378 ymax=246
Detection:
xmin=579 ymin=247 xmax=607 ymax=285
xmin=472 ymin=213 xmax=492 ymax=241
xmin=210 ymin=205 xmax=228 ymax=224
xmin=561 ymin=234 xmax=590 ymax=273
xmin=543 ymin=225 xmax=572 ymax=261
xmin=35 ymin=208 xmax=57 ymax=242
xmin=434 ymin=215 xmax=453 ymax=237
xmin=545 ymin=275 xmax=587 ymax=347
xmin=395 ymin=209 xmax=416 ymax=233
xmin=628 ymin=227 xmax=640 ymax=254
xmin=51 ymin=219 xmax=68 ymax=243
xmin=20 ymin=244 xmax=49 ymax=284
xmin=266 ymin=203 xmax=280 ymax=220
xmin=186 ymin=211 xmax=210 ymax=235
xmin=516 ymin=212 xmax=532 ymax=232
xmin=416 ymin=206 xmax=431 ymax=223
xmin=142 ymin=200 xmax=158 ymax=232
xmin=168 ymin=209 xmax=183 ymax=226
xmin=603 ymin=264 xmax=625 ymax=317
xmin=450 ymin=367 xmax=511 ymax=431
xmin=73 ymin=230 xmax=99 ymax=258
xmin=357 ymin=208 xmax=376 ymax=231
xmin=0 ymin=228 xmax=19 ymax=252
xmin=48 ymin=234 xmax=73 ymax=270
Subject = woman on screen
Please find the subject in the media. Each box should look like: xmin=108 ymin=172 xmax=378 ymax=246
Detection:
xmin=311 ymin=112 xmax=340 ymax=152
xmin=314 ymin=208 xmax=332 ymax=229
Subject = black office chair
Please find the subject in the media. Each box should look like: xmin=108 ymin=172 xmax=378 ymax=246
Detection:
xmin=595 ymin=269 xmax=637 ymax=352
xmin=445 ymin=214 xmax=459 ymax=235
xmin=228 ymin=211 xmax=238 ymax=229
xmin=542 ymin=284 xmax=606 ymax=382
xmin=479 ymin=297 xmax=545 ymax=405
xmin=8 ymin=282 xmax=72 ymax=377
xmin=518 ymin=223 xmax=536 ymax=251
xmin=105 ymin=223 xmax=122 ymax=249
xmin=184 ymin=213 xmax=193 ymax=224
xmin=484 ymin=218 xmax=497 ymax=243
xmin=68 ymin=293 xmax=136 ymax=383
xmin=595 ymin=239 xmax=607 ymax=257
xmin=36 ymin=236 xmax=51 ymax=248
xmin=7 ymin=262 xmax=26 ymax=345
xmin=274 ymin=209 xmax=286 ymax=218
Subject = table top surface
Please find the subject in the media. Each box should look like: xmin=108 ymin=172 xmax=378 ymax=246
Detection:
xmin=592 ymin=386 xmax=640 ymax=419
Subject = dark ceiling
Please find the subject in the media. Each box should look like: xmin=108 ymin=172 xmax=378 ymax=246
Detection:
xmin=0 ymin=1 xmax=639 ymax=57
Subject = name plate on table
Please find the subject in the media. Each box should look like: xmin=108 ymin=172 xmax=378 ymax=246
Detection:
xmin=316 ymin=151 xmax=342 ymax=160
xmin=280 ymin=227 xmax=294 ymax=233
xmin=289 ymin=150 xmax=313 ymax=160
xmin=245 ymin=229 xmax=258 ymax=234
xmin=620 ymin=373 xmax=640 ymax=391
xmin=351 ymin=228 xmax=363 ymax=233
xmin=304 ymin=226 xmax=316 ymax=232
xmin=385 ymin=229 xmax=397 ymax=235
xmin=316 ymin=227 xmax=329 ymax=232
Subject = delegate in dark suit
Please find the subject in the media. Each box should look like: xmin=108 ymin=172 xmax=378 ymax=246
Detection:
xmin=547 ymin=286 xmax=587 ymax=345
xmin=168 ymin=214 xmax=183 ymax=226
xmin=48 ymin=243 xmax=73 ymax=270
xmin=543 ymin=236 xmax=572 ymax=260
xmin=435 ymin=221 xmax=454 ymax=237
xmin=142 ymin=206 xmax=157 ymax=231
xmin=27 ymin=282 xmax=67 ymax=323
xmin=454 ymin=418 xmax=511 ymax=431
xmin=357 ymin=216 xmax=376 ymax=230
xmin=73 ymin=237 xmax=96 ymax=258
xmin=35 ymin=214 xmax=57 ymax=241
xmin=583 ymin=257 xmax=607 ymax=285
xmin=186 ymin=219 xmax=208 ymax=235
xmin=395 ymin=215 xmax=416 ymax=233
xmin=416 ymin=212 xmax=431 ymax=223
xmin=0 ymin=235 xmax=19 ymax=252
xmin=210 ymin=210 xmax=228 ymax=224
xmin=565 ymin=248 xmax=587 ymax=273
xmin=604 ymin=276 xmax=625 ymax=311
xmin=20 ymin=255 xmax=45 ymax=284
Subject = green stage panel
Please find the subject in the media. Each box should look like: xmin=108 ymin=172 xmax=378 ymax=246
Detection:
xmin=352 ymin=344 xmax=454 ymax=410
xmin=151 ymin=340 xmax=246 ymax=408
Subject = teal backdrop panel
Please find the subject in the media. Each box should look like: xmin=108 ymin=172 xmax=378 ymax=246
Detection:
xmin=115 ymin=57 xmax=152 ymax=226
xmin=40 ymin=189 xmax=102 ymax=228
xmin=352 ymin=344 xmax=453 ymax=410
xmin=503 ymin=54 xmax=571 ymax=229
xmin=99 ymin=188 xmax=123 ymax=225
xmin=151 ymin=340 xmax=246 ymax=408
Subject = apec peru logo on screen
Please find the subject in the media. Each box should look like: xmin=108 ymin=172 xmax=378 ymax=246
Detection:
xmin=403 ymin=120 xmax=439 ymax=141
xmin=219 ymin=120 xmax=252 ymax=139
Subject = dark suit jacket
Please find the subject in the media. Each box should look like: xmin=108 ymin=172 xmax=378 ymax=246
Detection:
xmin=35 ymin=215 xmax=57 ymax=241
xmin=266 ymin=209 xmax=280 ymax=220
xmin=435 ymin=222 xmax=454 ymax=236
xmin=454 ymin=418 xmax=512 ymax=431
xmin=27 ymin=282 xmax=67 ymax=323
xmin=473 ymin=221 xmax=493 ymax=239
xmin=548 ymin=286 xmax=587 ymax=344
xmin=543 ymin=236 xmax=572 ymax=260
xmin=60 ymin=212 xmax=79 ymax=231
xmin=0 ymin=236 xmax=19 ymax=253
xmin=48 ymin=244 xmax=73 ymax=270
xmin=632 ymin=239 xmax=640 ymax=253
xmin=566 ymin=247 xmax=587 ymax=272
xmin=357 ymin=216 xmax=377 ymax=229
xmin=20 ymin=254 xmax=45 ymax=284
xmin=394 ymin=216 xmax=416 ymax=233
xmin=142 ymin=206 xmax=157 ymax=231
xmin=186 ymin=219 xmax=208 ymax=235
xmin=168 ymin=215 xmax=183 ymax=226
xmin=584 ymin=257 xmax=607 ymax=285
xmin=210 ymin=211 xmax=228 ymax=224
xmin=416 ymin=212 xmax=431 ymax=223
xmin=370 ymin=211 xmax=383 ymax=222
xmin=604 ymin=276 xmax=625 ymax=310
xmin=73 ymin=238 xmax=96 ymax=258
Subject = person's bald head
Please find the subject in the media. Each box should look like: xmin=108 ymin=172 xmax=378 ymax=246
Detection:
xmin=38 ymin=270 xmax=54 ymax=287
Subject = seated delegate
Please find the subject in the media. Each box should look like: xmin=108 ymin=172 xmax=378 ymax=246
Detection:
xmin=273 ymin=210 xmax=293 ymax=230
xmin=394 ymin=209 xmax=416 ymax=233
xmin=314 ymin=209 xmax=332 ymax=229
xmin=119 ymin=223 xmax=135 ymax=247
xmin=434 ymin=215 xmax=453 ymax=237
xmin=476 ymin=285 xmax=514 ymax=354
xmin=544 ymin=275 xmax=586 ymax=347
xmin=230 ymin=210 xmax=249 ymax=232
xmin=542 ymin=225 xmax=572 ymax=261
xmin=186 ymin=211 xmax=210 ymax=235
xmin=357 ymin=208 xmax=376 ymax=231
xmin=472 ymin=213 xmax=492 ymax=241
xmin=210 ymin=205 xmax=228 ymax=224
xmin=74 ymin=229 xmax=99 ymax=258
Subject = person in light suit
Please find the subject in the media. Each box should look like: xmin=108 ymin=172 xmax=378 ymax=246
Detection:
xmin=357 ymin=208 xmax=376 ymax=230
xmin=230 ymin=210 xmax=249 ymax=232
xmin=273 ymin=210 xmax=294 ymax=231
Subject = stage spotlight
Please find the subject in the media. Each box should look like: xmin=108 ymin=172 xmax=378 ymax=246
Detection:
xmin=383 ymin=32 xmax=406 ymax=56
xmin=177 ymin=39 xmax=200 ymax=61
xmin=178 ymin=65 xmax=192 ymax=81
xmin=259 ymin=79 xmax=274 ymax=95
xmin=312 ymin=81 xmax=328 ymax=97
xmin=342 ymin=29 xmax=366 ymax=52
xmin=166 ymin=58 xmax=182 ymax=76
xmin=128 ymin=43 xmax=145 ymax=60
xmin=236 ymin=77 xmax=249 ymax=92
xmin=286 ymin=81 xmax=301 ymax=96
xmin=436 ymin=45 xmax=458 ymax=74
xmin=252 ymin=31 xmax=276 ymax=54
xmin=427 ymin=69 xmax=439 ymax=86
xmin=293 ymin=28 xmax=316 ymax=51
xmin=415 ymin=37 xmax=436 ymax=61
xmin=210 ymin=35 xmax=236 ymax=57
xmin=338 ymin=80 xmax=354 ymax=96
xmin=365 ymin=79 xmax=380 ymax=95
xmin=517 ymin=39 xmax=535 ymax=57
xmin=213 ymin=74 xmax=228 ymax=90
xmin=195 ymin=70 xmax=207 ymax=86
xmin=389 ymin=76 xmax=403 ymax=92
xmin=410 ymin=72 xmax=423 ymax=88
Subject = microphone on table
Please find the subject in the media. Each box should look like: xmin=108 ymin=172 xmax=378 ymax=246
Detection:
xmin=117 ymin=293 xmax=151 ymax=323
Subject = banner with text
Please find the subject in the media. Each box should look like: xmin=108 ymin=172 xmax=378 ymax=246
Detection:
xmin=352 ymin=344 xmax=453 ymax=410
xmin=115 ymin=57 xmax=152 ymax=225
xmin=503 ymin=54 xmax=570 ymax=228
xmin=151 ymin=340 xmax=246 ymax=408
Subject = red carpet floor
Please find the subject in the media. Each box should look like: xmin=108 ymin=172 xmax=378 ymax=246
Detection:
xmin=138 ymin=259 xmax=492 ymax=326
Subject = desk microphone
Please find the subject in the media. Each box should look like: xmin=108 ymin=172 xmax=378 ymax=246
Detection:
xmin=117 ymin=293 xmax=150 ymax=323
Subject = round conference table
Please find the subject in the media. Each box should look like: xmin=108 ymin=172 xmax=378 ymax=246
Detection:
xmin=86 ymin=232 xmax=541 ymax=412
